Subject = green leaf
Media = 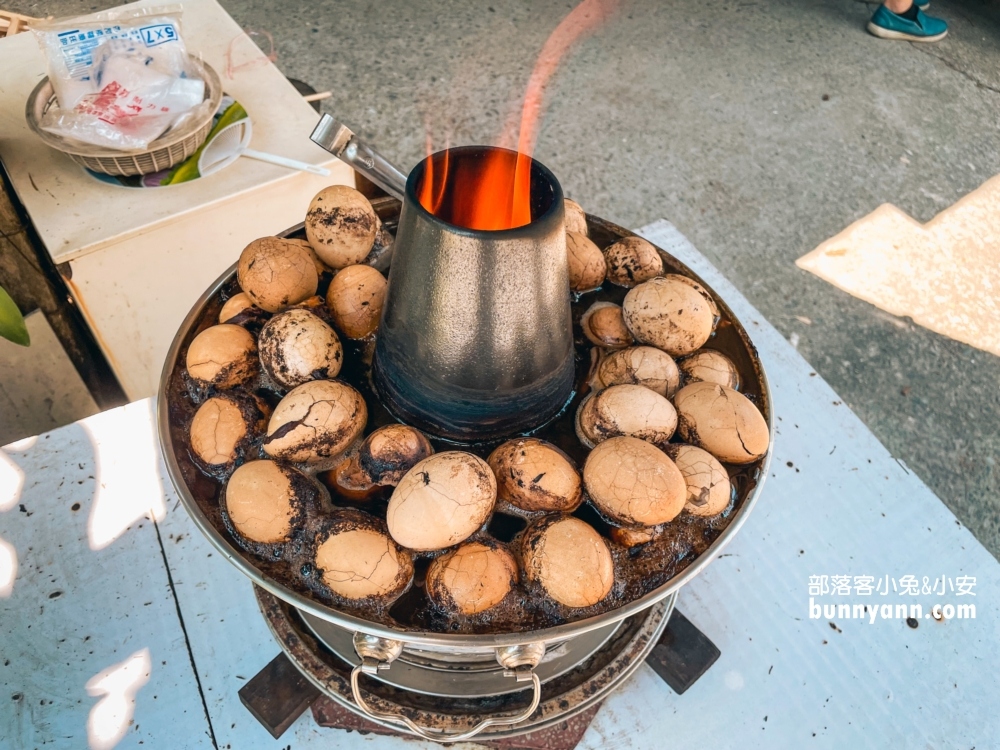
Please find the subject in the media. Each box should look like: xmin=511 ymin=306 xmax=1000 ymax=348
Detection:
xmin=0 ymin=285 xmax=29 ymax=347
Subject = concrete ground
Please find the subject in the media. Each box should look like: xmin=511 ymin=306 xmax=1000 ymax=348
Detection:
xmin=7 ymin=0 xmax=1000 ymax=557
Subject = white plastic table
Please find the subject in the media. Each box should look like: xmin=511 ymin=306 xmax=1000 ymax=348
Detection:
xmin=2 ymin=221 xmax=997 ymax=749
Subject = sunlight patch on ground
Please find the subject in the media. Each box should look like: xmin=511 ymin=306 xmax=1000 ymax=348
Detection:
xmin=86 ymin=648 xmax=152 ymax=750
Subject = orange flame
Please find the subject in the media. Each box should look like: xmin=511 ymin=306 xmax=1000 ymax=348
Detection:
xmin=419 ymin=0 xmax=620 ymax=231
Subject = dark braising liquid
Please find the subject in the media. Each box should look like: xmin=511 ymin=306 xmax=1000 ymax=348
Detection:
xmin=165 ymin=205 xmax=767 ymax=635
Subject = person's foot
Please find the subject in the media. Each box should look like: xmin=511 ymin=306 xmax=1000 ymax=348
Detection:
xmin=868 ymin=4 xmax=948 ymax=42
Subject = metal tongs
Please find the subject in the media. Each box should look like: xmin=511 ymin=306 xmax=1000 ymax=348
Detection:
xmin=310 ymin=115 xmax=408 ymax=200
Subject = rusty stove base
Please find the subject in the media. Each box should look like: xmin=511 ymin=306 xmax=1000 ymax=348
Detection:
xmin=239 ymin=587 xmax=720 ymax=747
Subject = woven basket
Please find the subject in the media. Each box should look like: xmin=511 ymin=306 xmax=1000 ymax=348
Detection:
xmin=25 ymin=57 xmax=222 ymax=177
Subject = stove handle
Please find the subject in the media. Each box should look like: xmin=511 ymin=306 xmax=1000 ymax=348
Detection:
xmin=349 ymin=636 xmax=544 ymax=742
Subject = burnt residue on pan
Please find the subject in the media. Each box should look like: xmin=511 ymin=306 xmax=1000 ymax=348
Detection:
xmin=164 ymin=204 xmax=767 ymax=635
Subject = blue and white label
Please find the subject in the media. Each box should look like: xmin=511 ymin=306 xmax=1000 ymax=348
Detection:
xmin=139 ymin=23 xmax=177 ymax=47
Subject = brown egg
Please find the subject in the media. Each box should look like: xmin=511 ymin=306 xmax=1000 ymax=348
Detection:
xmin=576 ymin=384 xmax=677 ymax=449
xmin=673 ymin=382 xmax=769 ymax=464
xmin=283 ymin=237 xmax=331 ymax=275
xmin=583 ymin=436 xmax=687 ymax=526
xmin=564 ymin=198 xmax=588 ymax=236
xmin=519 ymin=515 xmax=613 ymax=608
xmin=488 ymin=438 xmax=582 ymax=513
xmin=581 ymin=302 xmax=634 ymax=349
xmin=237 ymin=237 xmax=319 ymax=313
xmin=314 ymin=514 xmax=413 ymax=601
xmin=622 ymin=277 xmax=715 ymax=356
xmin=189 ymin=395 xmax=263 ymax=468
xmin=185 ymin=324 xmax=258 ymax=388
xmin=678 ymin=349 xmax=739 ymax=390
xmin=219 ymin=292 xmax=256 ymax=323
xmin=263 ymin=380 xmax=367 ymax=464
xmin=663 ymin=444 xmax=732 ymax=517
xmin=566 ymin=231 xmax=605 ymax=292
xmin=596 ymin=346 xmax=680 ymax=398
xmin=258 ymin=309 xmax=343 ymax=389
xmin=386 ymin=452 xmax=496 ymax=551
xmin=305 ymin=186 xmax=380 ymax=269
xmin=603 ymin=237 xmax=664 ymax=288
xmin=426 ymin=540 xmax=518 ymax=615
xmin=331 ymin=424 xmax=435 ymax=498
xmin=610 ymin=525 xmax=664 ymax=548
xmin=326 ymin=264 xmax=387 ymax=339
xmin=663 ymin=273 xmax=720 ymax=319
xmin=224 ymin=460 xmax=300 ymax=544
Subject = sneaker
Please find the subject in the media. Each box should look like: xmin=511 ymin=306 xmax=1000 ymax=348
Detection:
xmin=868 ymin=5 xmax=948 ymax=42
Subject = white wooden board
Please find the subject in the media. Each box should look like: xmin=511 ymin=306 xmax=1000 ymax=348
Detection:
xmin=1 ymin=223 xmax=997 ymax=749
xmin=0 ymin=401 xmax=212 ymax=750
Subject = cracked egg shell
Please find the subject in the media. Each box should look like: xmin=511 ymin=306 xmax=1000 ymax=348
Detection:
xmin=224 ymin=460 xmax=305 ymax=544
xmin=219 ymin=292 xmax=256 ymax=323
xmin=566 ymin=231 xmax=605 ymax=292
xmin=386 ymin=452 xmax=497 ymax=551
xmin=488 ymin=438 xmax=582 ymax=513
xmin=189 ymin=395 xmax=263 ymax=468
xmin=519 ymin=515 xmax=613 ymax=608
xmin=258 ymin=308 xmax=343 ymax=389
xmin=237 ymin=237 xmax=319 ymax=313
xmin=326 ymin=264 xmax=387 ymax=339
xmin=622 ymin=276 xmax=715 ymax=357
xmin=663 ymin=273 xmax=720 ymax=319
xmin=426 ymin=540 xmax=518 ymax=615
xmin=581 ymin=302 xmax=633 ymax=349
xmin=610 ymin=524 xmax=664 ymax=548
xmin=331 ymin=424 xmax=435 ymax=499
xmin=663 ymin=444 xmax=732 ymax=517
xmin=263 ymin=380 xmax=367 ymax=464
xmin=305 ymin=185 xmax=380 ymax=270
xmin=673 ymin=382 xmax=769 ymax=464
xmin=564 ymin=198 xmax=588 ymax=236
xmin=678 ymin=349 xmax=739 ymax=390
xmin=314 ymin=516 xmax=413 ymax=601
xmin=596 ymin=346 xmax=680 ymax=398
xmin=603 ymin=236 xmax=664 ymax=288
xmin=576 ymin=384 xmax=677 ymax=449
xmin=583 ymin=436 xmax=687 ymax=526
xmin=186 ymin=324 xmax=258 ymax=388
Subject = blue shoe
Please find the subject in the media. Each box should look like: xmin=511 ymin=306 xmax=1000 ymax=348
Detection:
xmin=868 ymin=5 xmax=948 ymax=42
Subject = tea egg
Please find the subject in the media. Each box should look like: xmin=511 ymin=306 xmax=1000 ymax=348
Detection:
xmin=610 ymin=525 xmax=664 ymax=548
xmin=326 ymin=264 xmax=387 ymax=339
xmin=583 ymin=436 xmax=687 ymax=526
xmin=581 ymin=302 xmax=633 ymax=349
xmin=237 ymin=237 xmax=319 ymax=313
xmin=663 ymin=444 xmax=732 ymax=517
xmin=622 ymin=277 xmax=715 ymax=357
xmin=314 ymin=515 xmax=413 ymax=601
xmin=488 ymin=438 xmax=582 ymax=513
xmin=426 ymin=540 xmax=518 ymax=615
xmin=595 ymin=346 xmax=680 ymax=398
xmin=576 ymin=384 xmax=677 ymax=448
xmin=520 ymin=515 xmax=613 ymax=608
xmin=219 ymin=292 xmax=256 ymax=323
xmin=604 ymin=237 xmax=663 ymax=288
xmin=189 ymin=395 xmax=263 ymax=468
xmin=678 ymin=349 xmax=739 ymax=390
xmin=305 ymin=186 xmax=380 ymax=269
xmin=566 ymin=231 xmax=605 ymax=292
xmin=258 ymin=308 xmax=343 ymax=389
xmin=263 ymin=380 xmax=367 ymax=464
xmin=332 ymin=424 xmax=435 ymax=498
xmin=673 ymin=382 xmax=769 ymax=464
xmin=386 ymin=452 xmax=496 ymax=551
xmin=224 ymin=460 xmax=308 ymax=544
xmin=564 ymin=198 xmax=588 ymax=236
xmin=186 ymin=324 xmax=258 ymax=388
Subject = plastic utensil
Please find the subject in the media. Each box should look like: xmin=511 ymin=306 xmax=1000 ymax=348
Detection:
xmin=198 ymin=117 xmax=330 ymax=177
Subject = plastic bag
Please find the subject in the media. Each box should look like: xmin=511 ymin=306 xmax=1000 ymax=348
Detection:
xmin=32 ymin=6 xmax=208 ymax=151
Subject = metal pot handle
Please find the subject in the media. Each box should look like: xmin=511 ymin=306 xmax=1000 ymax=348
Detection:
xmin=350 ymin=635 xmax=544 ymax=742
